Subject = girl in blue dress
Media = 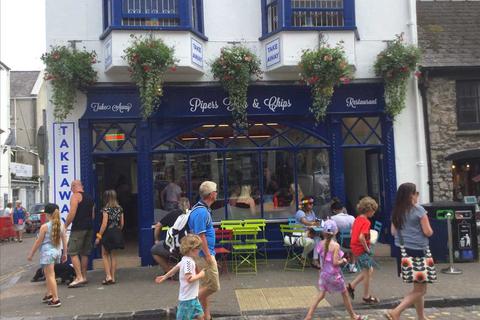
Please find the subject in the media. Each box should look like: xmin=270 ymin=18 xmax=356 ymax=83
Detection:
xmin=27 ymin=203 xmax=67 ymax=307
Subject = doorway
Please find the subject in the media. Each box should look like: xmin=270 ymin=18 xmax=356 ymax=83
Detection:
xmin=343 ymin=148 xmax=384 ymax=221
xmin=93 ymin=156 xmax=138 ymax=260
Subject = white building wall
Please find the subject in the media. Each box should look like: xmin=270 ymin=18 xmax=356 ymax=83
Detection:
xmin=0 ymin=65 xmax=10 ymax=209
xmin=45 ymin=0 xmax=429 ymax=203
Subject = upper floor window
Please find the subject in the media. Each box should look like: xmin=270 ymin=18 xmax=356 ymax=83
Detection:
xmin=262 ymin=0 xmax=356 ymax=37
xmin=102 ymin=0 xmax=205 ymax=39
xmin=457 ymin=81 xmax=480 ymax=130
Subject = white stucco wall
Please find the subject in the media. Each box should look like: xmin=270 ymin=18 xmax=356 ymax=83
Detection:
xmin=0 ymin=66 xmax=10 ymax=208
xmin=45 ymin=0 xmax=429 ymax=203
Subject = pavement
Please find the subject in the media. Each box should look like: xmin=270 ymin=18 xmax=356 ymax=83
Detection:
xmin=1 ymin=238 xmax=480 ymax=320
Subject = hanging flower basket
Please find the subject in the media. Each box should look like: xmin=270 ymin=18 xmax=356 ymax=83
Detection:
xmin=124 ymin=35 xmax=177 ymax=119
xmin=374 ymin=34 xmax=421 ymax=118
xmin=299 ymin=41 xmax=353 ymax=123
xmin=211 ymin=45 xmax=262 ymax=129
xmin=41 ymin=46 xmax=98 ymax=120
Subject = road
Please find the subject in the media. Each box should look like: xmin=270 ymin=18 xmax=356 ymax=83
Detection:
xmin=0 ymin=235 xmax=37 ymax=292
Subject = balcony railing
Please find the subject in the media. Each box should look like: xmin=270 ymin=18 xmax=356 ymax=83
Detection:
xmin=101 ymin=0 xmax=205 ymax=40
xmin=261 ymin=0 xmax=355 ymax=38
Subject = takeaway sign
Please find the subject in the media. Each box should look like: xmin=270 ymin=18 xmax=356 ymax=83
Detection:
xmin=53 ymin=123 xmax=76 ymax=223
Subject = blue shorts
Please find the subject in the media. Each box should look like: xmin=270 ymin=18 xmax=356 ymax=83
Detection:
xmin=356 ymin=252 xmax=379 ymax=270
xmin=40 ymin=247 xmax=61 ymax=267
xmin=176 ymin=298 xmax=203 ymax=320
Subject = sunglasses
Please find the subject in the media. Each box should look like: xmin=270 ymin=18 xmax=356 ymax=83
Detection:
xmin=301 ymin=199 xmax=314 ymax=205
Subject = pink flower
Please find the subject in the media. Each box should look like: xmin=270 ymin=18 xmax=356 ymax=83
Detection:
xmin=414 ymin=71 xmax=422 ymax=78
xmin=170 ymin=66 xmax=177 ymax=72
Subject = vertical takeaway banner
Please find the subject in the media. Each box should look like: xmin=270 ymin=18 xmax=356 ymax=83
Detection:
xmin=53 ymin=123 xmax=76 ymax=227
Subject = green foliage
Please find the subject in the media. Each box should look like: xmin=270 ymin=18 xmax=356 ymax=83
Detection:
xmin=41 ymin=46 xmax=97 ymax=120
xmin=211 ymin=46 xmax=262 ymax=129
xmin=374 ymin=34 xmax=421 ymax=118
xmin=299 ymin=41 xmax=353 ymax=123
xmin=124 ymin=35 xmax=177 ymax=119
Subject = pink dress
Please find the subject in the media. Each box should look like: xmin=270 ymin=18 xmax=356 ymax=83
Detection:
xmin=316 ymin=243 xmax=346 ymax=293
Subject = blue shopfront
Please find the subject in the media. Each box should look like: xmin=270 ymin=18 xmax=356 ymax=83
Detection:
xmin=80 ymin=83 xmax=397 ymax=265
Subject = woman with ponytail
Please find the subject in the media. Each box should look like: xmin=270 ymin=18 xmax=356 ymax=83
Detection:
xmin=305 ymin=220 xmax=367 ymax=320
xmin=27 ymin=203 xmax=67 ymax=307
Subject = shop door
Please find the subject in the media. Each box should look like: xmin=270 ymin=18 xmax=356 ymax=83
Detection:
xmin=93 ymin=156 xmax=138 ymax=256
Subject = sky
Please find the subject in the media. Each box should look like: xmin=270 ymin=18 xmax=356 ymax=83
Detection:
xmin=0 ymin=0 xmax=46 ymax=71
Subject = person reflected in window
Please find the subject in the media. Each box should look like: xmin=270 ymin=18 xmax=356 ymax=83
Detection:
xmin=228 ymin=185 xmax=241 ymax=207
xmin=263 ymin=167 xmax=278 ymax=202
xmin=235 ymin=185 xmax=256 ymax=216
xmin=295 ymin=196 xmax=321 ymax=268
xmin=161 ymin=175 xmax=182 ymax=211
xmin=290 ymin=183 xmax=304 ymax=209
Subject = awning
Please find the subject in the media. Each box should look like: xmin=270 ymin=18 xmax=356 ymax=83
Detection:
xmin=445 ymin=149 xmax=480 ymax=161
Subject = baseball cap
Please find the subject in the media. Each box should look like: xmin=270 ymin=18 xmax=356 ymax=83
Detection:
xmin=323 ymin=219 xmax=338 ymax=234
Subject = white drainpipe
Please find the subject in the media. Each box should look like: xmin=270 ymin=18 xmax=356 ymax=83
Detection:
xmin=408 ymin=0 xmax=428 ymax=202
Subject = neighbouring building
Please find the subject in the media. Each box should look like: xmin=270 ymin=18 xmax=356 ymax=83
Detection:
xmin=0 ymin=61 xmax=10 ymax=209
xmin=417 ymin=0 xmax=480 ymax=203
xmin=9 ymin=71 xmax=46 ymax=210
xmin=46 ymin=0 xmax=428 ymax=265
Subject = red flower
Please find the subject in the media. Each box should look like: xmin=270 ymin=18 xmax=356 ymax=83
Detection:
xmin=414 ymin=71 xmax=422 ymax=78
xmin=170 ymin=66 xmax=177 ymax=72
xmin=340 ymin=77 xmax=350 ymax=85
xmin=401 ymin=258 xmax=412 ymax=268
xmin=415 ymin=272 xmax=426 ymax=282
xmin=426 ymin=258 xmax=434 ymax=267
xmin=143 ymin=65 xmax=150 ymax=72
xmin=400 ymin=66 xmax=409 ymax=73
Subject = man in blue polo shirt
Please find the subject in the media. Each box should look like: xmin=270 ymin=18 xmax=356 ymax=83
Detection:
xmin=188 ymin=181 xmax=219 ymax=320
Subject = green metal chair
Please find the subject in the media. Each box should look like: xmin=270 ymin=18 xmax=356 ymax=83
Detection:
xmin=219 ymin=220 xmax=244 ymax=246
xmin=243 ymin=219 xmax=268 ymax=264
xmin=231 ymin=226 xmax=259 ymax=274
xmin=279 ymin=224 xmax=308 ymax=271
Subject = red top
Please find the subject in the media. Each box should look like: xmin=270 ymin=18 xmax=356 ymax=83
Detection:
xmin=350 ymin=215 xmax=371 ymax=256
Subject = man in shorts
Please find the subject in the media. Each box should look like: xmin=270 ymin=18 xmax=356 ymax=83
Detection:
xmin=65 ymin=180 xmax=95 ymax=288
xmin=151 ymin=199 xmax=189 ymax=276
xmin=188 ymin=181 xmax=220 ymax=320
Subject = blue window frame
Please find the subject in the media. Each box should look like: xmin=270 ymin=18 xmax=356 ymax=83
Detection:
xmin=101 ymin=0 xmax=206 ymax=40
xmin=261 ymin=0 xmax=356 ymax=38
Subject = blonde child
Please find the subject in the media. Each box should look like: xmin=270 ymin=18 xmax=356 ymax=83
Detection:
xmin=347 ymin=196 xmax=379 ymax=304
xmin=156 ymin=234 xmax=205 ymax=320
xmin=27 ymin=203 xmax=67 ymax=307
xmin=305 ymin=220 xmax=367 ymax=320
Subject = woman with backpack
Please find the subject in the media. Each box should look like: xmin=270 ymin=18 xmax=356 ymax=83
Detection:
xmin=95 ymin=190 xmax=125 ymax=285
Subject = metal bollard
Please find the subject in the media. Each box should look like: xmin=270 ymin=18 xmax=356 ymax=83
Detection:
xmin=441 ymin=212 xmax=462 ymax=274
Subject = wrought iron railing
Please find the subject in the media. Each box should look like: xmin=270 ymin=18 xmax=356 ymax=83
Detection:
xmin=262 ymin=0 xmax=355 ymax=37
xmin=102 ymin=0 xmax=205 ymax=39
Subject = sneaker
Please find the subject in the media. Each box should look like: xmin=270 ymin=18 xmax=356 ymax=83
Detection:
xmin=48 ymin=299 xmax=61 ymax=307
xmin=349 ymin=264 xmax=358 ymax=273
xmin=42 ymin=295 xmax=53 ymax=303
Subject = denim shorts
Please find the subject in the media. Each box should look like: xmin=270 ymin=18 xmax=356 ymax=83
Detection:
xmin=176 ymin=298 xmax=203 ymax=320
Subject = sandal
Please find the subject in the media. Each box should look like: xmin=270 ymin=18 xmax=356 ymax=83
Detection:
xmin=102 ymin=278 xmax=114 ymax=285
xmin=347 ymin=283 xmax=355 ymax=300
xmin=67 ymin=280 xmax=84 ymax=288
xmin=362 ymin=296 xmax=379 ymax=304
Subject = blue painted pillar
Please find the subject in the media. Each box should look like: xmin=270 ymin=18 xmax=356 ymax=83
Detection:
xmin=382 ymin=115 xmax=397 ymax=246
xmin=330 ymin=115 xmax=346 ymax=204
xmin=137 ymin=120 xmax=154 ymax=266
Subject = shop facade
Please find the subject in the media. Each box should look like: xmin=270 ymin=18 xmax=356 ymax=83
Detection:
xmin=78 ymin=82 xmax=396 ymax=265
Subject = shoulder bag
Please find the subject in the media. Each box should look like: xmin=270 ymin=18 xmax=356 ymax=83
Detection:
xmin=398 ymin=230 xmax=437 ymax=283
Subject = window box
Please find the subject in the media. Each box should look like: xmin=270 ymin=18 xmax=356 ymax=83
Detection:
xmin=457 ymin=81 xmax=480 ymax=131
xmin=261 ymin=0 xmax=356 ymax=39
xmin=101 ymin=0 xmax=206 ymax=41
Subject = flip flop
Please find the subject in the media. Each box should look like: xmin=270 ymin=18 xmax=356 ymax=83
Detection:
xmin=67 ymin=281 xmax=83 ymax=288
xmin=362 ymin=296 xmax=380 ymax=304
xmin=102 ymin=279 xmax=113 ymax=285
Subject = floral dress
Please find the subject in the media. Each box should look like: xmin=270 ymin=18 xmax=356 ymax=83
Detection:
xmin=316 ymin=242 xmax=346 ymax=293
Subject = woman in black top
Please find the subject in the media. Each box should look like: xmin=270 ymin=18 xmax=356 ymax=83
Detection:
xmin=95 ymin=189 xmax=125 ymax=285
